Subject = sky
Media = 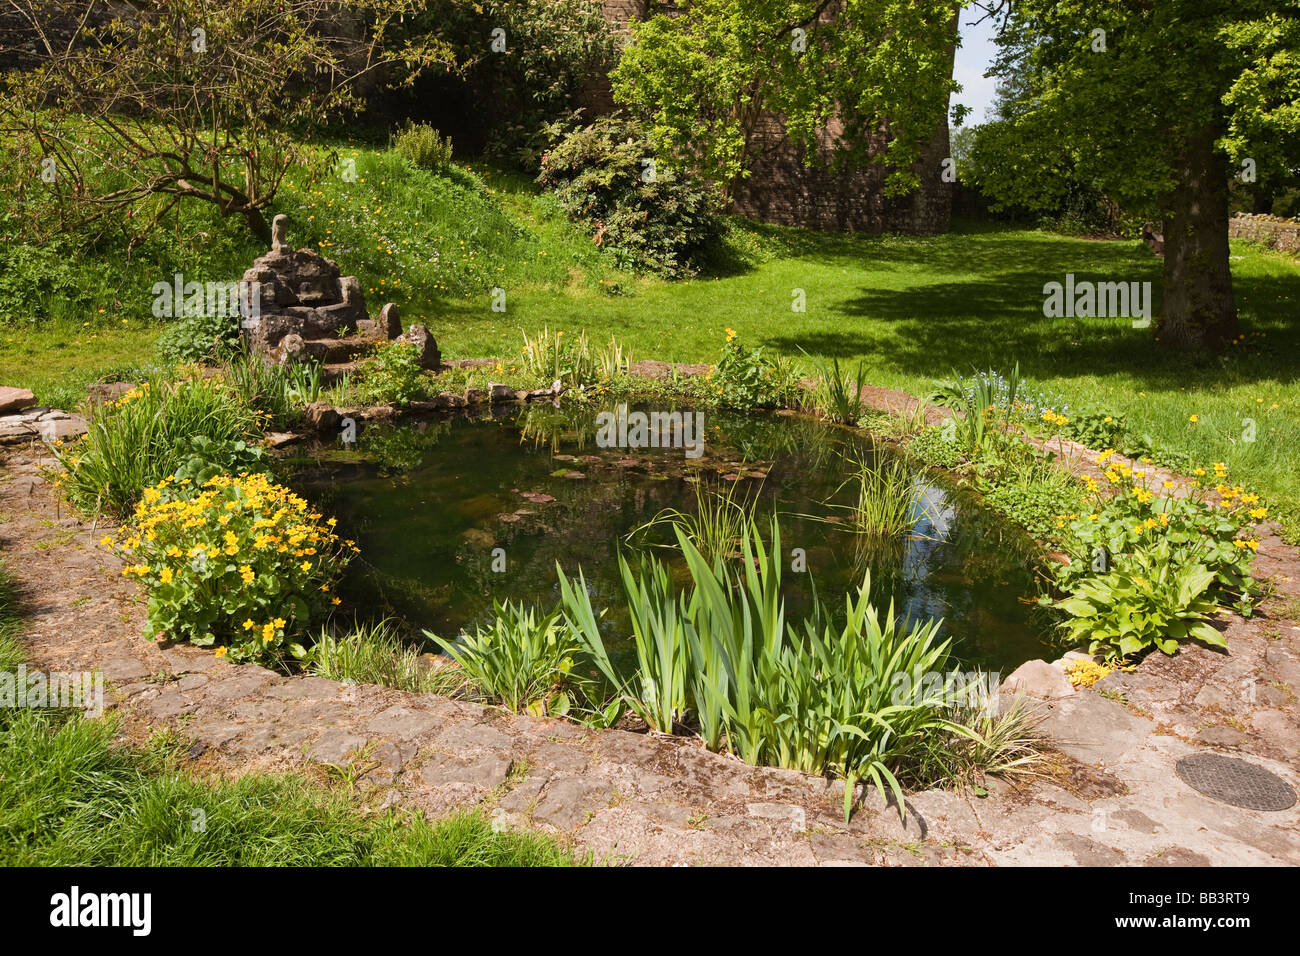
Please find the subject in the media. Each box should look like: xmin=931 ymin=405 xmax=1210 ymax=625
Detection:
xmin=952 ymin=6 xmax=1001 ymax=125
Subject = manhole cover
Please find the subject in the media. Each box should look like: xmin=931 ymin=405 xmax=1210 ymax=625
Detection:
xmin=1175 ymin=753 xmax=1297 ymax=811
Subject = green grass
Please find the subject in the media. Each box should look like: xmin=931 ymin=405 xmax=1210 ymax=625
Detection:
xmin=0 ymin=707 xmax=579 ymax=866
xmin=3 ymin=134 xmax=1298 ymax=531
xmin=0 ymin=560 xmax=575 ymax=867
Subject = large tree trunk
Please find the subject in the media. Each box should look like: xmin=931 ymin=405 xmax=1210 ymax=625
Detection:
xmin=1158 ymin=128 xmax=1240 ymax=351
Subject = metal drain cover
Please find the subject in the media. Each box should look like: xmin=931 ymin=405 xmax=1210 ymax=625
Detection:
xmin=1175 ymin=753 xmax=1297 ymax=811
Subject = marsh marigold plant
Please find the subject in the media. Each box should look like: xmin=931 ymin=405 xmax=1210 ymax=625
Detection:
xmin=106 ymin=473 xmax=356 ymax=663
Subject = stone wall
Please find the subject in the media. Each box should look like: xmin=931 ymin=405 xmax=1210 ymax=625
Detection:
xmin=1229 ymin=213 xmax=1300 ymax=255
xmin=587 ymin=0 xmax=954 ymax=235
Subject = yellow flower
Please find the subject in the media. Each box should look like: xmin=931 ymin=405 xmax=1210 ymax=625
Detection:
xmin=159 ymin=568 xmax=174 ymax=583
xmin=214 ymin=646 xmax=227 ymax=659
xmin=1188 ymin=414 xmax=1199 ymax=423
xmin=331 ymin=597 xmax=341 ymax=605
xmin=243 ymin=619 xmax=255 ymax=630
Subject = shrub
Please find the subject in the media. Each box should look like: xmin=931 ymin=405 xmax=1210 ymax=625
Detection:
xmin=708 ymin=329 xmax=798 ymax=410
xmin=157 ymin=312 xmax=243 ymax=365
xmin=357 ymin=341 xmax=427 ymax=407
xmin=107 ymin=473 xmax=355 ymax=663
xmin=1054 ymin=539 xmax=1225 ymax=657
xmin=171 ymin=435 xmax=271 ymax=487
xmin=54 ymin=376 xmax=258 ymax=516
xmin=906 ymin=426 xmax=964 ymax=468
xmin=393 ymin=123 xmax=454 ymax=173
xmin=1060 ymin=405 xmax=1127 ymax=450
xmin=537 ymin=114 xmax=721 ymax=277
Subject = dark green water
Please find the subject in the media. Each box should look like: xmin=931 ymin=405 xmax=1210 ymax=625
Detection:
xmin=293 ymin=401 xmax=1053 ymax=672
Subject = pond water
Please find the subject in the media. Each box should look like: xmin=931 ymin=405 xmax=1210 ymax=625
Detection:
xmin=292 ymin=401 xmax=1053 ymax=673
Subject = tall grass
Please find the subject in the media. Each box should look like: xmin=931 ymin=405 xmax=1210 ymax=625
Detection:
xmin=629 ymin=478 xmax=757 ymax=563
xmin=832 ymin=451 xmax=925 ymax=538
xmin=0 ymin=562 xmax=22 ymax=674
xmin=0 ymin=709 xmax=578 ymax=866
xmin=558 ymin=519 xmax=1038 ymax=819
xmin=427 ymin=601 xmax=587 ymax=717
xmin=226 ymin=351 xmax=323 ymax=428
xmin=806 ymin=350 xmax=868 ymax=425
xmin=298 ymin=619 xmax=446 ymax=695
xmin=0 ymin=563 xmax=574 ymax=866
xmin=54 ymin=373 xmax=258 ymax=516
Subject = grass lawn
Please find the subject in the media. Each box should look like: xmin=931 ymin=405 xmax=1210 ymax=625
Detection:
xmin=3 ymin=142 xmax=1297 ymax=530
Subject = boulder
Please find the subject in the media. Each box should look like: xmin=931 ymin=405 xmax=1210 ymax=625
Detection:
xmin=303 ymin=402 xmax=341 ymax=432
xmin=0 ymin=407 xmax=88 ymax=444
xmin=488 ymin=383 xmax=517 ymax=404
xmin=396 ymin=322 xmax=441 ymax=371
xmin=0 ymin=387 xmax=37 ymax=415
xmin=1002 ymin=659 xmax=1075 ymax=700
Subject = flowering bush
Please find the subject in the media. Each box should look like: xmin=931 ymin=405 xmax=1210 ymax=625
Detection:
xmin=709 ymin=329 xmax=797 ymax=410
xmin=1052 ymin=453 xmax=1259 ymax=605
xmin=1047 ymin=454 xmax=1263 ymax=656
xmin=1054 ymin=539 xmax=1225 ymax=657
xmin=107 ymin=474 xmax=357 ymax=663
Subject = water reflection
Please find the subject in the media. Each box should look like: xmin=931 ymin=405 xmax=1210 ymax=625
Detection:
xmin=292 ymin=400 xmax=1051 ymax=671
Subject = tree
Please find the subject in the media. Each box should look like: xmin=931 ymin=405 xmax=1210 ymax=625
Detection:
xmin=0 ymin=0 xmax=452 ymax=245
xmin=609 ymin=0 xmax=961 ymax=205
xmin=978 ymin=0 xmax=1300 ymax=351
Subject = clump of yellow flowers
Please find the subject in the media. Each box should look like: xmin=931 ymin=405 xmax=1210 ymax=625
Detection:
xmin=104 ymin=473 xmax=356 ymax=664
xmin=1063 ymin=656 xmax=1134 ymax=688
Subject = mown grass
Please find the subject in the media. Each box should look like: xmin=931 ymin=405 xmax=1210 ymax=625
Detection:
xmin=3 ymin=134 xmax=1297 ymax=531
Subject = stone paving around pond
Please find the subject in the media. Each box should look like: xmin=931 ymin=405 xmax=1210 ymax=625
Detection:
xmin=3 ymin=403 xmax=1300 ymax=866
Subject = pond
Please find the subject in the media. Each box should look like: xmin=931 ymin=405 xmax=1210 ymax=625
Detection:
xmin=292 ymin=401 xmax=1053 ymax=673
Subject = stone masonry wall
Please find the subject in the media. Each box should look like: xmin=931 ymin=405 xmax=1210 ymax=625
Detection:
xmin=1229 ymin=213 xmax=1300 ymax=255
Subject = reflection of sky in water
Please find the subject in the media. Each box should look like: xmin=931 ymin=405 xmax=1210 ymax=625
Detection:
xmin=900 ymin=479 xmax=957 ymax=632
